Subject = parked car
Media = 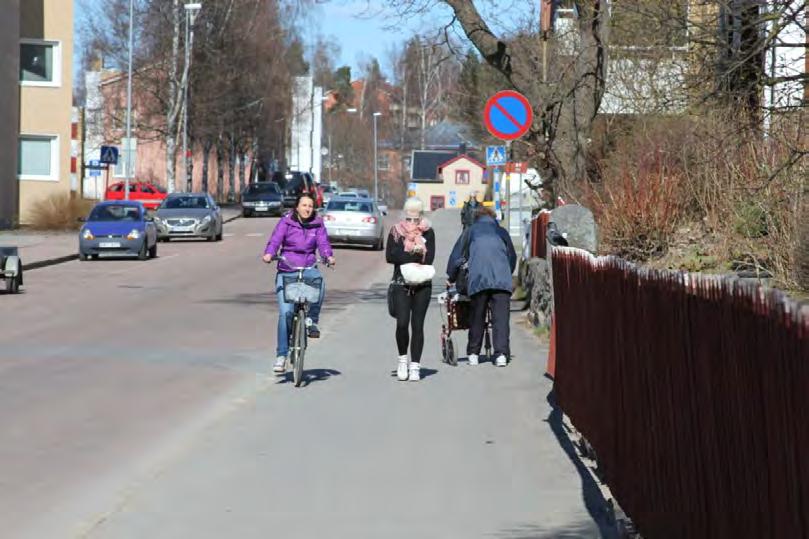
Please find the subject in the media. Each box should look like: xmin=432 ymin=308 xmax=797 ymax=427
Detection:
xmin=154 ymin=193 xmax=223 ymax=241
xmin=320 ymin=184 xmax=339 ymax=205
xmin=347 ymin=187 xmax=372 ymax=199
xmin=241 ymin=182 xmax=284 ymax=217
xmin=322 ymin=196 xmax=385 ymax=250
xmin=272 ymin=171 xmax=321 ymax=208
xmin=0 ymin=246 xmax=23 ymax=294
xmin=337 ymin=191 xmax=359 ymax=198
xmin=105 ymin=181 xmax=167 ymax=210
xmin=79 ymin=201 xmax=158 ymax=260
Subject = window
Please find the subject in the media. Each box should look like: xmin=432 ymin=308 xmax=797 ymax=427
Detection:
xmin=377 ymin=154 xmax=390 ymax=171
xmin=114 ymin=139 xmax=138 ymax=178
xmin=20 ymin=40 xmax=61 ymax=86
xmin=430 ymin=196 xmax=445 ymax=211
xmin=455 ymin=170 xmax=470 ymax=185
xmin=18 ymin=135 xmax=59 ymax=181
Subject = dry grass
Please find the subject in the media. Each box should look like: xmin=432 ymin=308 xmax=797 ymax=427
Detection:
xmin=585 ymin=111 xmax=807 ymax=290
xmin=27 ymin=193 xmax=96 ymax=231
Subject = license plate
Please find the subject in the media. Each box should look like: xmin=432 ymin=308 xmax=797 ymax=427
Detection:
xmin=99 ymin=242 xmax=121 ymax=248
xmin=256 ymin=207 xmax=269 ymax=212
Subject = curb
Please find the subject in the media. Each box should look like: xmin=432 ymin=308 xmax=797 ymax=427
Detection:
xmin=26 ymin=213 xmax=242 ymax=271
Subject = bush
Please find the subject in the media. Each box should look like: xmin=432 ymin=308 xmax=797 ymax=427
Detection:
xmin=27 ymin=193 xmax=95 ymax=231
xmin=796 ymin=205 xmax=809 ymax=290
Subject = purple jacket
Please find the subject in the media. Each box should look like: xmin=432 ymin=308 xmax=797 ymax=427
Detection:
xmin=264 ymin=212 xmax=333 ymax=272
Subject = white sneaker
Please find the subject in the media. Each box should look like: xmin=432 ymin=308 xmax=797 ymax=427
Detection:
xmin=408 ymin=363 xmax=421 ymax=382
xmin=397 ymin=355 xmax=409 ymax=381
xmin=495 ymin=354 xmax=508 ymax=367
xmin=467 ymin=354 xmax=479 ymax=366
xmin=273 ymin=355 xmax=287 ymax=373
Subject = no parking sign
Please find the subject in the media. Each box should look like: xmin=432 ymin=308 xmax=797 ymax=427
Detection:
xmin=483 ymin=91 xmax=533 ymax=141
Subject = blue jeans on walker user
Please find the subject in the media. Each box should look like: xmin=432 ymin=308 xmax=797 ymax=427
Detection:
xmin=275 ymin=268 xmax=324 ymax=357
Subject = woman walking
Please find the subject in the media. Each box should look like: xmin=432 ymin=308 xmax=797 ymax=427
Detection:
xmin=263 ymin=193 xmax=335 ymax=373
xmin=386 ymin=198 xmax=436 ymax=382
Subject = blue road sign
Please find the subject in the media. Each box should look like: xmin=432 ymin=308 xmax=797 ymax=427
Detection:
xmin=486 ymin=146 xmax=507 ymax=166
xmin=89 ymin=160 xmax=101 ymax=177
xmin=100 ymin=145 xmax=119 ymax=165
xmin=448 ymin=190 xmax=457 ymax=208
xmin=483 ymin=91 xmax=534 ymax=141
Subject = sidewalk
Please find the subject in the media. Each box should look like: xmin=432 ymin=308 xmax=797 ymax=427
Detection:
xmin=0 ymin=207 xmax=242 ymax=269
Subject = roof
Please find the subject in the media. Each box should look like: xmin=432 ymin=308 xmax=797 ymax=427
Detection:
xmin=422 ymin=120 xmax=480 ymax=150
xmin=437 ymin=154 xmax=486 ymax=171
xmin=411 ymin=150 xmax=456 ymax=182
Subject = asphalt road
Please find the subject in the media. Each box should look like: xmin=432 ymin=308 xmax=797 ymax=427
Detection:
xmin=0 ymin=210 xmax=610 ymax=538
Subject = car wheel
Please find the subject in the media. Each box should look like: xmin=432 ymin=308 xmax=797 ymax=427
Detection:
xmin=79 ymin=251 xmax=89 ymax=261
xmin=149 ymin=241 xmax=158 ymax=258
xmin=138 ymin=241 xmax=148 ymax=260
xmin=91 ymin=254 xmax=99 ymax=260
xmin=6 ymin=274 xmax=20 ymax=293
xmin=243 ymin=210 xmax=252 ymax=218
xmin=207 ymin=229 xmax=216 ymax=242
xmin=375 ymin=236 xmax=384 ymax=251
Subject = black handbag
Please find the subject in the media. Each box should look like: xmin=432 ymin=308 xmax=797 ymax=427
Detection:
xmin=387 ymin=282 xmax=398 ymax=317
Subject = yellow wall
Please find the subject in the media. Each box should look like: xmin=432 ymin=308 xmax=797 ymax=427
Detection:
xmin=18 ymin=0 xmax=74 ymax=223
xmin=413 ymin=157 xmax=486 ymax=211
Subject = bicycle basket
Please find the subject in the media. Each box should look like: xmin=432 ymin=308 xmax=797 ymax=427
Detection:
xmin=282 ymin=275 xmax=323 ymax=303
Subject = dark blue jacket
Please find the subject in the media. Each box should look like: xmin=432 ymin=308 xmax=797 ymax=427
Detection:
xmin=446 ymin=216 xmax=517 ymax=295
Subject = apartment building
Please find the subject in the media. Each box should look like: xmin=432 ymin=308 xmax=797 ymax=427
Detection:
xmin=0 ymin=0 xmax=74 ymax=227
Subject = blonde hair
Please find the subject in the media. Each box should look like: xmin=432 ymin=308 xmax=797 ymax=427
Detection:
xmin=403 ymin=197 xmax=424 ymax=214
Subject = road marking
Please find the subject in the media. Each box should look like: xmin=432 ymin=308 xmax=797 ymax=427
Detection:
xmin=246 ymin=233 xmax=264 ymax=237
xmin=223 ymin=233 xmax=235 ymax=237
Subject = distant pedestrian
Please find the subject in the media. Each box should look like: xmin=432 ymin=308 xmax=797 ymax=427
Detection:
xmin=447 ymin=206 xmax=516 ymax=367
xmin=386 ymin=197 xmax=436 ymax=382
xmin=460 ymin=192 xmax=481 ymax=229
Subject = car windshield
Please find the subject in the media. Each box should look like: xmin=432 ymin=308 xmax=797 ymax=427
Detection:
xmin=327 ymin=200 xmax=374 ymax=213
xmin=162 ymin=196 xmax=209 ymax=209
xmin=245 ymin=183 xmax=279 ymax=194
xmin=89 ymin=205 xmax=141 ymax=221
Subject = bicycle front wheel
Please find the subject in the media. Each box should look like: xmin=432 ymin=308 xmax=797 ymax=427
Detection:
xmin=293 ymin=311 xmax=306 ymax=387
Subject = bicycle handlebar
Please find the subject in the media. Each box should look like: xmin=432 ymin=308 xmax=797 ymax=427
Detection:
xmin=268 ymin=254 xmax=334 ymax=270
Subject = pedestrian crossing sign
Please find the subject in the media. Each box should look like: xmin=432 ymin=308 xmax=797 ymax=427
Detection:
xmin=486 ymin=146 xmax=507 ymax=166
xmin=100 ymin=145 xmax=119 ymax=165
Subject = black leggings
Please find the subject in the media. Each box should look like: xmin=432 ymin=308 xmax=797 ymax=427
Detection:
xmin=392 ymin=283 xmax=431 ymax=363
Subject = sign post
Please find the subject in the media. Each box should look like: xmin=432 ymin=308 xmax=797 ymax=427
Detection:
xmin=483 ymin=90 xmax=534 ymax=242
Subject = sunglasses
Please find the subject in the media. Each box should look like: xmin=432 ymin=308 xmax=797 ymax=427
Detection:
xmin=404 ymin=217 xmax=420 ymax=222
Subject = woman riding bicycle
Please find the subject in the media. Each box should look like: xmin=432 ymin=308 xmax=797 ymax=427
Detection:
xmin=262 ymin=193 xmax=335 ymax=373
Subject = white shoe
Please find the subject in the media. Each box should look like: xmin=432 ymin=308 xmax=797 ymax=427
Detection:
xmin=397 ymin=355 xmax=409 ymax=381
xmin=495 ymin=354 xmax=508 ymax=367
xmin=467 ymin=353 xmax=479 ymax=366
xmin=408 ymin=363 xmax=421 ymax=382
xmin=273 ymin=355 xmax=287 ymax=373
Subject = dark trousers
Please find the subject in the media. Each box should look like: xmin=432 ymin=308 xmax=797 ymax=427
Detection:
xmin=392 ymin=283 xmax=431 ymax=363
xmin=467 ymin=289 xmax=510 ymax=358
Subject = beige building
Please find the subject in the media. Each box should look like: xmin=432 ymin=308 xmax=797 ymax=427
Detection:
xmin=411 ymin=154 xmax=487 ymax=212
xmin=1 ymin=0 xmax=74 ymax=225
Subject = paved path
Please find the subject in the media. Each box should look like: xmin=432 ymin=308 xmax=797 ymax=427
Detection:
xmin=1 ymin=210 xmax=610 ymax=538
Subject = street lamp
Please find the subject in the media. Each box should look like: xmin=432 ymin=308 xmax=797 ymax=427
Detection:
xmin=372 ymin=112 xmax=382 ymax=204
xmin=182 ymin=2 xmax=202 ymax=193
xmin=123 ymin=0 xmax=135 ymax=200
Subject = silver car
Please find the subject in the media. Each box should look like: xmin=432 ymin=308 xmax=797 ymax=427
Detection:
xmin=323 ymin=196 xmax=385 ymax=250
xmin=154 ymin=193 xmax=223 ymax=242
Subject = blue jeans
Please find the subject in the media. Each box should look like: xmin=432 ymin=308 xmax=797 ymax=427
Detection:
xmin=275 ymin=268 xmax=325 ymax=357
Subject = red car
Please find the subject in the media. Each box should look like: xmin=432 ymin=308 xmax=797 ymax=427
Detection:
xmin=105 ymin=181 xmax=167 ymax=210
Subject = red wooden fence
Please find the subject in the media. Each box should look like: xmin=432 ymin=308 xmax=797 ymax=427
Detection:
xmin=552 ymin=248 xmax=809 ymax=539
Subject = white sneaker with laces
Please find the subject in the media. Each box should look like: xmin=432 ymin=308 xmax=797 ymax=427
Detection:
xmin=495 ymin=354 xmax=508 ymax=367
xmin=408 ymin=362 xmax=421 ymax=382
xmin=397 ymin=355 xmax=409 ymax=381
xmin=467 ymin=353 xmax=479 ymax=366
xmin=273 ymin=355 xmax=286 ymax=373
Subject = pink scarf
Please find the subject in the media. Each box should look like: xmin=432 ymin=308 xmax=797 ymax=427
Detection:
xmin=392 ymin=218 xmax=431 ymax=261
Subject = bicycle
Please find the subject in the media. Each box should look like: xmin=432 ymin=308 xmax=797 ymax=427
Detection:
xmin=271 ymin=255 xmax=330 ymax=387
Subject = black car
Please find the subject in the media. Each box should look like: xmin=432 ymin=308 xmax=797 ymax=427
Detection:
xmin=241 ymin=182 xmax=284 ymax=217
xmin=272 ymin=171 xmax=317 ymax=208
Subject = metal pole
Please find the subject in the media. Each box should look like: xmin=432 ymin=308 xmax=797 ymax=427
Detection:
xmin=505 ymin=140 xmax=512 ymax=231
xmin=328 ymin=133 xmax=332 ymax=183
xmin=373 ymin=114 xmax=378 ymax=203
xmin=182 ymin=9 xmax=190 ymax=192
xmin=124 ymin=0 xmax=134 ymax=200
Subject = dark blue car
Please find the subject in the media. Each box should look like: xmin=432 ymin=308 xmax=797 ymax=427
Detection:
xmin=79 ymin=201 xmax=158 ymax=261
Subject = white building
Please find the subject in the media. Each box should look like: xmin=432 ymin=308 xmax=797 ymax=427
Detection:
xmin=287 ymin=76 xmax=323 ymax=182
xmin=763 ymin=1 xmax=807 ymax=113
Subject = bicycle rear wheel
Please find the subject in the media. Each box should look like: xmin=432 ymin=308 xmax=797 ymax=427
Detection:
xmin=293 ymin=311 xmax=306 ymax=387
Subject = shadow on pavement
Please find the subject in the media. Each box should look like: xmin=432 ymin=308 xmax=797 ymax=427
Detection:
xmin=543 ymin=389 xmax=618 ymax=539
xmin=388 ymin=367 xmax=439 ymax=380
xmin=276 ymin=368 xmax=342 ymax=387
xmin=495 ymin=520 xmax=607 ymax=538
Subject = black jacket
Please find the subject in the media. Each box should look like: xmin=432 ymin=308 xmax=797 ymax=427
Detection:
xmin=386 ymin=227 xmax=436 ymax=282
